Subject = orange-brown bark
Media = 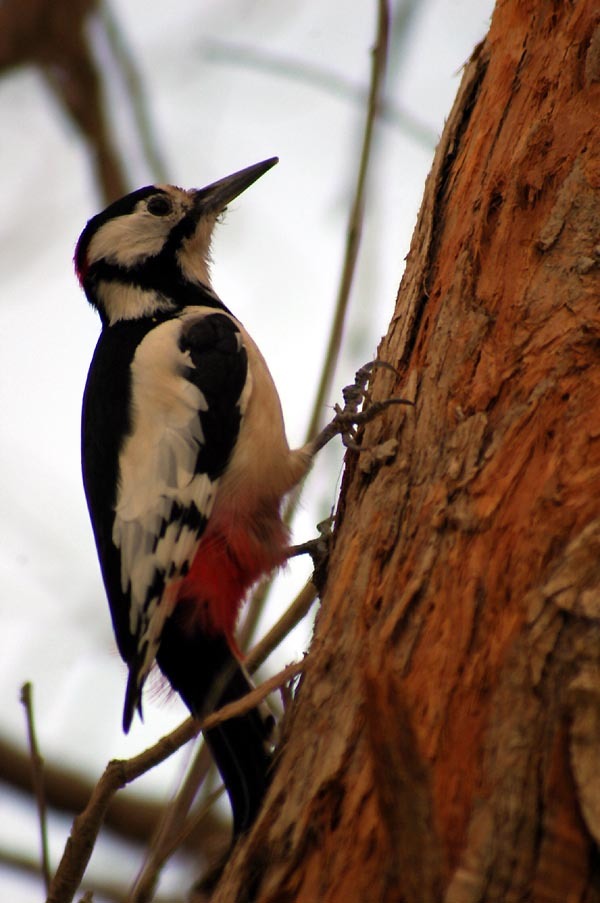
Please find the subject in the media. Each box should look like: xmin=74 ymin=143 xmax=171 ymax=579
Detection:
xmin=212 ymin=2 xmax=600 ymax=901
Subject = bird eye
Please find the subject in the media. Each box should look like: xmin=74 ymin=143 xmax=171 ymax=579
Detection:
xmin=147 ymin=196 xmax=172 ymax=216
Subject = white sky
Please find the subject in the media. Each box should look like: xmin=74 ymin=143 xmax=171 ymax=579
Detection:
xmin=0 ymin=1 xmax=494 ymax=899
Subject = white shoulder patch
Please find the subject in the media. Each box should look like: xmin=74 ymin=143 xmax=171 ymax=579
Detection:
xmin=113 ymin=317 xmax=218 ymax=660
xmin=96 ymin=280 xmax=176 ymax=326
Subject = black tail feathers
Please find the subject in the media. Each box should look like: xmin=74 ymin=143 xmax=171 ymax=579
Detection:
xmin=203 ymin=664 xmax=273 ymax=833
xmin=155 ymin=608 xmax=273 ymax=833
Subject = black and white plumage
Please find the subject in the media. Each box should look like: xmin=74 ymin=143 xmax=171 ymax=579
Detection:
xmin=76 ymin=159 xmax=312 ymax=832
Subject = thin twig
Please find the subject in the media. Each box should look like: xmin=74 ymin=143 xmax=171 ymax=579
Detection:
xmin=237 ymin=557 xmax=317 ymax=668
xmin=246 ymin=580 xmax=317 ymax=671
xmin=99 ymin=0 xmax=168 ymax=183
xmin=154 ymin=784 xmax=225 ymax=869
xmin=237 ymin=574 xmax=273 ymax=651
xmin=127 ymin=742 xmax=214 ymax=903
xmin=202 ymin=37 xmax=435 ymax=147
xmin=46 ymin=660 xmax=303 ymax=903
xmin=128 ymin=783 xmax=225 ymax=903
xmin=128 ymin=580 xmax=317 ymax=901
xmin=301 ymin=0 xmax=390 ymax=448
xmin=0 ymin=845 xmax=182 ymax=903
xmin=240 ymin=0 xmax=391 ymax=649
xmin=20 ymin=682 xmax=51 ymax=894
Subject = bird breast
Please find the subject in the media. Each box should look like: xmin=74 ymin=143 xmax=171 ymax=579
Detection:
xmin=210 ymin=316 xmax=311 ymax=518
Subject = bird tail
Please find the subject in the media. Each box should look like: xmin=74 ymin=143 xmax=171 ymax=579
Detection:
xmin=202 ymin=663 xmax=274 ymax=834
xmin=154 ymin=605 xmax=273 ymax=834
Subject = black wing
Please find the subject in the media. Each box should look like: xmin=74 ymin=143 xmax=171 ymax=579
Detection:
xmin=82 ymin=311 xmax=248 ymax=727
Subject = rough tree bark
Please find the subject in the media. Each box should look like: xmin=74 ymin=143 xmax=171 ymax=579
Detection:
xmin=211 ymin=2 xmax=600 ymax=901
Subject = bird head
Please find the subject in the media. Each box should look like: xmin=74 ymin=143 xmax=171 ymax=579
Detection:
xmin=75 ymin=157 xmax=278 ymax=326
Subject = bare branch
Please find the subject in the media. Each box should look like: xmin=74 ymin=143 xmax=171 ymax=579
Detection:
xmin=201 ymin=36 xmax=436 ymax=147
xmin=127 ymin=782 xmax=225 ymax=903
xmin=127 ymin=580 xmax=317 ymax=900
xmin=20 ymin=682 xmax=51 ymax=893
xmin=246 ymin=580 xmax=317 ymax=671
xmin=98 ymin=0 xmax=168 ymax=183
xmin=127 ymin=743 xmax=216 ymax=903
xmin=240 ymin=0 xmax=392 ymax=649
xmin=300 ymin=0 xmax=390 ymax=448
xmin=46 ymin=660 xmax=303 ymax=903
xmin=0 ymin=733 xmax=225 ymax=848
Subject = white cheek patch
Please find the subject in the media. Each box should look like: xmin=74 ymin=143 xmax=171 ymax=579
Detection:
xmin=89 ymin=212 xmax=171 ymax=268
xmin=87 ymin=188 xmax=194 ymax=270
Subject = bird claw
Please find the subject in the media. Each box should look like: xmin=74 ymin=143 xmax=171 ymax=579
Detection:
xmin=287 ymin=518 xmax=333 ymax=593
xmin=312 ymin=360 xmax=413 ymax=454
xmin=287 ymin=517 xmax=333 ymax=566
xmin=341 ymin=360 xmax=394 ymax=410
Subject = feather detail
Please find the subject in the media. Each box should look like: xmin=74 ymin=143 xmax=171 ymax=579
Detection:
xmin=176 ymin=506 xmax=290 ymax=651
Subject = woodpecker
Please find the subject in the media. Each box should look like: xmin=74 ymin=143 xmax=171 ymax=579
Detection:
xmin=76 ymin=157 xmax=406 ymax=834
xmin=76 ymin=158 xmax=317 ymax=833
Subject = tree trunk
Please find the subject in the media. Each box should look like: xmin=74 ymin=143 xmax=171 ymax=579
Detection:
xmin=212 ymin=3 xmax=600 ymax=901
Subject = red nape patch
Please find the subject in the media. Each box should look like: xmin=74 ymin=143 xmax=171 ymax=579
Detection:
xmin=177 ymin=522 xmax=288 ymax=651
xmin=74 ymin=241 xmax=89 ymax=284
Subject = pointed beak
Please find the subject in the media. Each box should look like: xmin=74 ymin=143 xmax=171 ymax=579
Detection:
xmin=193 ymin=157 xmax=278 ymax=213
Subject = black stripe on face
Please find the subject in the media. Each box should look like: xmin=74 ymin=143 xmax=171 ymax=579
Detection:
xmin=86 ymin=253 xmax=211 ymax=308
xmin=77 ymin=189 xmax=208 ymax=300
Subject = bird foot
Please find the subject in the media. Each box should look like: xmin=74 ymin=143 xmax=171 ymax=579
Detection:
xmin=288 ymin=516 xmax=333 ymax=565
xmin=311 ymin=360 xmax=413 ymax=455
xmin=287 ymin=517 xmax=333 ymax=593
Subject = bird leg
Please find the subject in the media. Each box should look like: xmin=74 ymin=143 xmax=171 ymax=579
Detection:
xmin=288 ymin=361 xmax=413 ymax=577
xmin=310 ymin=359 xmax=414 ymax=455
xmin=287 ymin=516 xmax=333 ymax=564
xmin=287 ymin=517 xmax=334 ymax=593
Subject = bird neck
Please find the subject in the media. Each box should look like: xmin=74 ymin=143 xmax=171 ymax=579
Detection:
xmin=92 ymin=278 xmax=227 ymax=327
